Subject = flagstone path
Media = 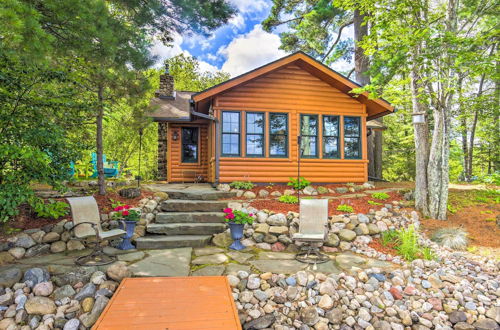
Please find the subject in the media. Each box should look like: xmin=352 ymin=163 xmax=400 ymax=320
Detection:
xmin=0 ymin=245 xmax=397 ymax=279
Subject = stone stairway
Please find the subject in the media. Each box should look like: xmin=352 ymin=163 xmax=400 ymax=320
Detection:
xmin=136 ymin=185 xmax=234 ymax=249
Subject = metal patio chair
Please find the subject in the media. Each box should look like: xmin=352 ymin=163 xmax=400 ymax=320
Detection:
xmin=293 ymin=199 xmax=330 ymax=264
xmin=67 ymin=196 xmax=126 ymax=266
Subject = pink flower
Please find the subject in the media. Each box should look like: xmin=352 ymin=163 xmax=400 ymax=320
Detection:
xmin=249 ymin=213 xmax=254 ymax=217
xmin=122 ymin=210 xmax=129 ymax=216
xmin=226 ymin=213 xmax=235 ymax=219
xmin=124 ymin=205 xmax=131 ymax=209
xmin=223 ymin=208 xmax=232 ymax=213
xmin=114 ymin=206 xmax=124 ymax=211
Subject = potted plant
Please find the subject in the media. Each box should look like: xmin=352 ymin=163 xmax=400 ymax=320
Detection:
xmin=113 ymin=205 xmax=140 ymax=250
xmin=223 ymin=207 xmax=254 ymax=250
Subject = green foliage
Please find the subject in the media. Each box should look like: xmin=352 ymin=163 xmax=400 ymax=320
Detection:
xmin=337 ymin=204 xmax=354 ymax=213
xmin=431 ymin=227 xmax=468 ymax=250
xmin=421 ymin=247 xmax=436 ymax=261
xmin=223 ymin=208 xmax=255 ymax=225
xmin=475 ymin=172 xmax=500 ymax=185
xmin=229 ymin=181 xmax=255 ymax=190
xmin=371 ymin=192 xmax=390 ymax=200
xmin=31 ymin=199 xmax=69 ymax=220
xmin=380 ymin=230 xmax=398 ymax=246
xmin=287 ymin=177 xmax=311 ymax=190
xmin=382 ymin=225 xmax=436 ymax=261
xmin=110 ymin=199 xmax=125 ymax=209
xmin=368 ymin=200 xmax=382 ymax=206
xmin=278 ymin=195 xmax=299 ymax=204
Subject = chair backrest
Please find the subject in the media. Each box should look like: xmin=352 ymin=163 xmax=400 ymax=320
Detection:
xmin=67 ymin=196 xmax=102 ymax=238
xmin=298 ymin=199 xmax=328 ymax=235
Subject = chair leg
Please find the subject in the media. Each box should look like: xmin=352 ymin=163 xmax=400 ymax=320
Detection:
xmin=75 ymin=239 xmax=116 ymax=266
xmin=295 ymin=243 xmax=330 ymax=264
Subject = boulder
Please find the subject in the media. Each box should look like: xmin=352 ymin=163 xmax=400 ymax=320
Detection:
xmin=317 ymin=186 xmax=329 ymax=194
xmin=243 ymin=191 xmax=256 ymax=199
xmin=243 ymin=314 xmax=276 ymax=330
xmin=8 ymin=247 xmax=26 ymax=259
xmin=266 ymin=214 xmax=287 ymax=226
xmin=25 ymin=244 xmax=50 ymax=257
xmin=0 ymin=252 xmax=14 ymax=266
xmin=66 ymin=240 xmax=85 ymax=251
xmin=23 ymin=268 xmax=50 ymax=288
xmin=338 ymin=229 xmax=356 ymax=242
xmin=33 ymin=281 xmax=54 ymax=296
xmin=0 ymin=268 xmax=22 ymax=287
xmin=79 ymin=296 xmax=109 ymax=328
xmin=212 ymin=232 xmax=232 ymax=248
xmin=74 ymin=283 xmax=96 ymax=301
xmin=25 ymin=296 xmax=56 ymax=315
xmin=14 ymin=234 xmax=36 ymax=249
xmin=106 ymin=261 xmax=131 ymax=282
xmin=258 ymin=189 xmax=269 ymax=198
xmin=53 ymin=285 xmax=76 ymax=300
xmin=118 ymin=188 xmax=141 ymax=199
xmin=42 ymin=232 xmax=60 ymax=243
xmin=50 ymin=241 xmax=66 ymax=253
xmin=325 ymin=233 xmax=340 ymax=247
xmin=300 ymin=306 xmax=319 ymax=326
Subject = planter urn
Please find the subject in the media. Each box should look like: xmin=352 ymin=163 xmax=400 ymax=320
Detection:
xmin=228 ymin=222 xmax=245 ymax=250
xmin=117 ymin=220 xmax=136 ymax=250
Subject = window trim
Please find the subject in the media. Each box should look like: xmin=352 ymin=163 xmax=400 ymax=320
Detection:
xmin=181 ymin=127 xmax=199 ymax=164
xmin=245 ymin=111 xmax=265 ymax=157
xmin=322 ymin=115 xmax=340 ymax=159
xmin=300 ymin=114 xmax=319 ymax=159
xmin=269 ymin=112 xmax=289 ymax=158
xmin=221 ymin=111 xmax=241 ymax=157
xmin=343 ymin=116 xmax=362 ymax=160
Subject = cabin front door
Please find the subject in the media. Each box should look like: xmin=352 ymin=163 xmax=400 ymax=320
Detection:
xmin=168 ymin=123 xmax=209 ymax=183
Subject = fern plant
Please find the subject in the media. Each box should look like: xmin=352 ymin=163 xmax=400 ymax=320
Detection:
xmin=287 ymin=177 xmax=310 ymax=190
xmin=229 ymin=181 xmax=255 ymax=190
xmin=337 ymin=204 xmax=354 ymax=213
xmin=32 ymin=199 xmax=69 ymax=219
xmin=395 ymin=225 xmax=419 ymax=261
xmin=278 ymin=195 xmax=299 ymax=204
xmin=371 ymin=192 xmax=390 ymax=200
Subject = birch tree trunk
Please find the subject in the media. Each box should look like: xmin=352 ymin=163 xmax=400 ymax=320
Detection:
xmin=97 ymin=84 xmax=106 ymax=195
xmin=409 ymin=52 xmax=430 ymax=216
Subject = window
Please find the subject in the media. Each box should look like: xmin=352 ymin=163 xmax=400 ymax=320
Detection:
xmin=246 ymin=112 xmax=265 ymax=156
xmin=222 ymin=111 xmax=240 ymax=156
xmin=181 ymin=127 xmax=198 ymax=163
xmin=344 ymin=116 xmax=361 ymax=159
xmin=269 ymin=113 xmax=288 ymax=157
xmin=300 ymin=114 xmax=318 ymax=157
xmin=323 ymin=116 xmax=340 ymax=159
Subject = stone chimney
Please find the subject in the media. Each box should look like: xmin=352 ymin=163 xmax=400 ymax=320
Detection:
xmin=155 ymin=64 xmax=175 ymax=99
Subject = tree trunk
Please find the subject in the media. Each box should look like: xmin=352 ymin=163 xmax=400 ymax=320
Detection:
xmin=97 ymin=84 xmax=106 ymax=195
xmin=467 ymin=73 xmax=486 ymax=179
xmin=461 ymin=116 xmax=469 ymax=180
xmin=427 ymin=107 xmax=450 ymax=220
xmin=410 ymin=56 xmax=430 ymax=216
xmin=353 ymin=10 xmax=383 ymax=179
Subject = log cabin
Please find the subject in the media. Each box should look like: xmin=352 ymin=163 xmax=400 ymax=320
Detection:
xmin=150 ymin=52 xmax=394 ymax=184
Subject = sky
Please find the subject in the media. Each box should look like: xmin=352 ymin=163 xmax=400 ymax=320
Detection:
xmin=150 ymin=0 xmax=353 ymax=78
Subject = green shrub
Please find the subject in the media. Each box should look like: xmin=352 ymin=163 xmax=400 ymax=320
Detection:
xmin=367 ymin=200 xmax=382 ymax=206
xmin=278 ymin=195 xmax=299 ymax=204
xmin=287 ymin=177 xmax=310 ymax=190
xmin=421 ymin=247 xmax=436 ymax=261
xmin=380 ymin=230 xmax=398 ymax=246
xmin=229 ymin=181 xmax=255 ymax=190
xmin=395 ymin=225 xmax=420 ymax=261
xmin=371 ymin=192 xmax=390 ymax=200
xmin=32 ymin=199 xmax=69 ymax=219
xmin=337 ymin=204 xmax=354 ymax=213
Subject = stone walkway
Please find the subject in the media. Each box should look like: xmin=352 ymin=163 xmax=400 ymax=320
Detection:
xmin=0 ymin=245 xmax=397 ymax=280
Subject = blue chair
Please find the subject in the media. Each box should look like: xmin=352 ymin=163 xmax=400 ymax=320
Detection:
xmin=90 ymin=153 xmax=120 ymax=178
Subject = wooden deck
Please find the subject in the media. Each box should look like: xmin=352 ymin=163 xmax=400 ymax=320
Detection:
xmin=93 ymin=276 xmax=242 ymax=330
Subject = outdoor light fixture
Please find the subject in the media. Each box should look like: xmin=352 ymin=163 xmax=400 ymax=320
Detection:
xmin=172 ymin=130 xmax=179 ymax=141
xmin=412 ymin=112 xmax=426 ymax=124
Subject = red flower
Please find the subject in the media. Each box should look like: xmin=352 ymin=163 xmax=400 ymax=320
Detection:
xmin=114 ymin=206 xmax=123 ymax=211
xmin=124 ymin=205 xmax=131 ymax=209
xmin=225 ymin=213 xmax=235 ymax=219
xmin=223 ymin=208 xmax=232 ymax=213
xmin=249 ymin=213 xmax=254 ymax=217
xmin=122 ymin=210 xmax=129 ymax=216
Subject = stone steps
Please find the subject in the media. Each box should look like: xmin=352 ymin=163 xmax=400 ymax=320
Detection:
xmin=164 ymin=190 xmax=235 ymax=201
xmin=160 ymin=200 xmax=228 ymax=212
xmin=156 ymin=212 xmax=225 ymax=224
xmin=146 ymin=223 xmax=226 ymax=236
xmin=135 ymin=235 xmax=212 ymax=249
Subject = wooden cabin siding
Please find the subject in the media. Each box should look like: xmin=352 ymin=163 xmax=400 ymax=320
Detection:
xmin=167 ymin=122 xmax=209 ymax=182
xmin=213 ymin=64 xmax=368 ymax=183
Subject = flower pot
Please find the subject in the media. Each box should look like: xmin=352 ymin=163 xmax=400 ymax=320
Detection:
xmin=228 ymin=222 xmax=245 ymax=250
xmin=117 ymin=220 xmax=136 ymax=250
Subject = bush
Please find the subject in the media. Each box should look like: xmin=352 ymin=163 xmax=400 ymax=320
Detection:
xmin=337 ymin=204 xmax=354 ymax=213
xmin=32 ymin=199 xmax=69 ymax=219
xmin=381 ymin=225 xmax=436 ymax=261
xmin=431 ymin=227 xmax=468 ymax=250
xmin=287 ymin=177 xmax=310 ymax=190
xmin=380 ymin=230 xmax=398 ymax=246
xmin=278 ymin=195 xmax=299 ymax=204
xmin=371 ymin=192 xmax=390 ymax=200
xmin=229 ymin=181 xmax=255 ymax=190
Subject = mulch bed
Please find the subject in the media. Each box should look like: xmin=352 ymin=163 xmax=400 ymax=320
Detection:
xmin=368 ymin=238 xmax=399 ymax=256
xmin=420 ymin=204 xmax=500 ymax=248
xmin=0 ymin=189 xmax=154 ymax=240
xmin=248 ymin=191 xmax=403 ymax=216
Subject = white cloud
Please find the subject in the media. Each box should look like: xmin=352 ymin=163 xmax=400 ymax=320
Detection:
xmin=150 ymin=34 xmax=218 ymax=74
xmin=228 ymin=0 xmax=269 ymax=13
xmin=218 ymin=25 xmax=287 ymax=77
xmin=228 ymin=13 xmax=246 ymax=31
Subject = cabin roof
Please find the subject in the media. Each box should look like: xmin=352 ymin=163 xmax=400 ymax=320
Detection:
xmin=149 ymin=91 xmax=194 ymax=122
xmin=193 ymin=51 xmax=394 ymax=120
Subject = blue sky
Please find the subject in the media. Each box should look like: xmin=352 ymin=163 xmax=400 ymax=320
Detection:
xmin=151 ymin=0 xmax=353 ymax=77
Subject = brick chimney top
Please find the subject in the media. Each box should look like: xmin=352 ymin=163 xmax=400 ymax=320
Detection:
xmin=155 ymin=64 xmax=174 ymax=99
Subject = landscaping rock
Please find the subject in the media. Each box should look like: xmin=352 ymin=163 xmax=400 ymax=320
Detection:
xmin=53 ymin=285 xmax=76 ymax=300
xmin=325 ymin=233 xmax=340 ymax=247
xmin=74 ymin=283 xmax=96 ymax=301
xmin=243 ymin=191 xmax=256 ymax=199
xmin=42 ymin=232 xmax=60 ymax=243
xmin=338 ymin=229 xmax=356 ymax=241
xmin=50 ymin=241 xmax=66 ymax=253
xmin=25 ymin=244 xmax=50 ymax=257
xmin=66 ymin=240 xmax=85 ymax=251
xmin=300 ymin=306 xmax=319 ymax=326
xmin=15 ymin=234 xmax=36 ymax=249
xmin=106 ymin=261 xmax=131 ymax=281
xmin=8 ymin=247 xmax=25 ymax=259
xmin=243 ymin=314 xmax=276 ymax=330
xmin=0 ymin=268 xmax=22 ymax=287
xmin=118 ymin=187 xmax=141 ymax=199
xmin=79 ymin=296 xmax=109 ymax=328
xmin=25 ymin=296 xmax=56 ymax=315
xmin=0 ymin=252 xmax=14 ymax=266
xmin=192 ymin=253 xmax=228 ymax=265
xmin=258 ymin=189 xmax=269 ymax=198
xmin=23 ymin=268 xmax=50 ymax=288
xmin=212 ymin=232 xmax=232 ymax=248
xmin=266 ymin=214 xmax=287 ymax=226
xmin=33 ymin=281 xmax=53 ymax=296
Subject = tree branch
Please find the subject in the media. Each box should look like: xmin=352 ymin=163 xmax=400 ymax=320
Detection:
xmin=322 ymin=20 xmax=354 ymax=62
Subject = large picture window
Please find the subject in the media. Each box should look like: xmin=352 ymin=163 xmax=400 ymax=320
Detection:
xmin=323 ymin=116 xmax=340 ymax=159
xmin=344 ymin=116 xmax=361 ymax=159
xmin=181 ymin=127 xmax=198 ymax=163
xmin=269 ymin=113 xmax=288 ymax=157
xmin=300 ymin=114 xmax=318 ymax=158
xmin=246 ymin=112 xmax=264 ymax=156
xmin=222 ymin=111 xmax=240 ymax=156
